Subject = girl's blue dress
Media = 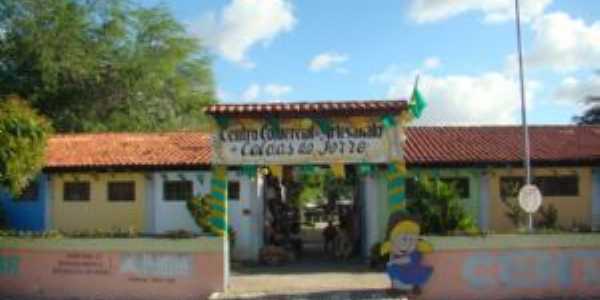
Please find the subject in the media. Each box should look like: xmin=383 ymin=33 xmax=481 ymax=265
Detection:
xmin=386 ymin=251 xmax=433 ymax=285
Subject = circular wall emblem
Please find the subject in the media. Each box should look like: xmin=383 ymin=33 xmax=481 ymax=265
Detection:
xmin=518 ymin=184 xmax=543 ymax=213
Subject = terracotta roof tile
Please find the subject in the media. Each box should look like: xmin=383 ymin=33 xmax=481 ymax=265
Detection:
xmin=44 ymin=132 xmax=212 ymax=170
xmin=205 ymin=99 xmax=408 ymax=118
xmin=405 ymin=126 xmax=600 ymax=166
xmin=43 ymin=125 xmax=600 ymax=170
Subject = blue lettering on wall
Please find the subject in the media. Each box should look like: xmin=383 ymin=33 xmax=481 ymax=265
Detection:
xmin=462 ymin=250 xmax=600 ymax=290
xmin=462 ymin=254 xmax=495 ymax=288
xmin=0 ymin=255 xmax=20 ymax=276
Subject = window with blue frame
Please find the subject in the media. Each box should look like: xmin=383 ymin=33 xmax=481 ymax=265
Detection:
xmin=164 ymin=180 xmax=193 ymax=201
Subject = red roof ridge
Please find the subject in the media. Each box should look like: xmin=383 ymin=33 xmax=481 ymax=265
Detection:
xmin=211 ymin=98 xmax=408 ymax=106
xmin=50 ymin=130 xmax=210 ymax=139
xmin=408 ymin=124 xmax=600 ymax=129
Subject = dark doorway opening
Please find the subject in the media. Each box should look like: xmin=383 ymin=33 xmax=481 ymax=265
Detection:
xmin=260 ymin=166 xmax=363 ymax=265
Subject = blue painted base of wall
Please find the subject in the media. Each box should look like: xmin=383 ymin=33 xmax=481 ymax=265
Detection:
xmin=0 ymin=175 xmax=47 ymax=231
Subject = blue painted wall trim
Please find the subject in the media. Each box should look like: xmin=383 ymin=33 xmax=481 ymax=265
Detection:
xmin=0 ymin=174 xmax=47 ymax=231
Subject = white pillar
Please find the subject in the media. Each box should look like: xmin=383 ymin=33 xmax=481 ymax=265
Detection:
xmin=233 ymin=175 xmax=260 ymax=261
xmin=252 ymin=174 xmax=265 ymax=261
xmin=362 ymin=175 xmax=380 ymax=258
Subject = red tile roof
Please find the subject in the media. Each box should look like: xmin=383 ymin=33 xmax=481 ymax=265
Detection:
xmin=405 ymin=126 xmax=600 ymax=166
xmin=205 ymin=99 xmax=408 ymax=118
xmin=44 ymin=132 xmax=211 ymax=170
xmin=43 ymin=125 xmax=600 ymax=170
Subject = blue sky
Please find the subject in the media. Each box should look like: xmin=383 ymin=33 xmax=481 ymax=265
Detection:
xmin=140 ymin=0 xmax=600 ymax=125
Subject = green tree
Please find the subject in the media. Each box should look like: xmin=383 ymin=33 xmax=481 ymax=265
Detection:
xmin=573 ymin=98 xmax=600 ymax=125
xmin=406 ymin=176 xmax=475 ymax=235
xmin=0 ymin=97 xmax=52 ymax=195
xmin=285 ymin=167 xmax=355 ymax=208
xmin=573 ymin=70 xmax=599 ymax=125
xmin=0 ymin=0 xmax=215 ymax=132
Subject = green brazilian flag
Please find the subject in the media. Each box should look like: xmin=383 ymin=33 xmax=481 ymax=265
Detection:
xmin=409 ymin=84 xmax=427 ymax=119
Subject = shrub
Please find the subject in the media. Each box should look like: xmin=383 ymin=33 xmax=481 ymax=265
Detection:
xmin=186 ymin=194 xmax=216 ymax=234
xmin=0 ymin=97 xmax=52 ymax=196
xmin=186 ymin=194 xmax=235 ymax=247
xmin=406 ymin=176 xmax=476 ymax=235
xmin=500 ymin=180 xmax=527 ymax=228
xmin=535 ymin=204 xmax=558 ymax=229
xmin=0 ymin=230 xmax=62 ymax=239
xmin=368 ymin=242 xmax=389 ymax=269
xmin=570 ymin=220 xmax=592 ymax=233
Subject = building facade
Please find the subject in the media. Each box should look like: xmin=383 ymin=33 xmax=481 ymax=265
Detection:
xmin=1 ymin=117 xmax=599 ymax=261
xmin=49 ymin=172 xmax=146 ymax=232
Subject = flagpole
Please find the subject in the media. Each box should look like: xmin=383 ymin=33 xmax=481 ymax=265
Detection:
xmin=413 ymin=74 xmax=420 ymax=92
xmin=514 ymin=0 xmax=533 ymax=231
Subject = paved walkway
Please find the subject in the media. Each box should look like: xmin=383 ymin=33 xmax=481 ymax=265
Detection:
xmin=213 ymin=259 xmax=398 ymax=299
xmin=212 ymin=260 xmax=600 ymax=300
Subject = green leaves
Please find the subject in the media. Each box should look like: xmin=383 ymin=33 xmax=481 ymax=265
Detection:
xmin=406 ymin=176 xmax=473 ymax=235
xmin=0 ymin=97 xmax=52 ymax=196
xmin=0 ymin=0 xmax=215 ymax=132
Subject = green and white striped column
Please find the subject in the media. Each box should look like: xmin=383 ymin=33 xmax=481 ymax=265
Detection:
xmin=386 ymin=161 xmax=407 ymax=216
xmin=209 ymin=165 xmax=228 ymax=236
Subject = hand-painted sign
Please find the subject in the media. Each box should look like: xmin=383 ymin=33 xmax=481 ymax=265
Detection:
xmin=381 ymin=218 xmax=434 ymax=294
xmin=51 ymin=252 xmax=111 ymax=276
xmin=212 ymin=119 xmax=405 ymax=165
xmin=120 ymin=253 xmax=193 ymax=278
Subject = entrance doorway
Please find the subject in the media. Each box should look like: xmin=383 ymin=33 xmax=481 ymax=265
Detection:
xmin=260 ymin=166 xmax=364 ymax=264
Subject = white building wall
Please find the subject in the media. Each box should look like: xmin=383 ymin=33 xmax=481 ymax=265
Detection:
xmin=152 ymin=171 xmax=210 ymax=234
xmin=150 ymin=170 xmax=258 ymax=260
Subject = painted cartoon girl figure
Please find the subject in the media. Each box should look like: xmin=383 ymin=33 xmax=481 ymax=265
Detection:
xmin=380 ymin=219 xmax=433 ymax=293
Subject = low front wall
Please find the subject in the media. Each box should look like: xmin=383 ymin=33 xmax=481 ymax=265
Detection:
xmin=411 ymin=235 xmax=600 ymax=300
xmin=0 ymin=237 xmax=224 ymax=300
xmin=422 ymin=248 xmax=600 ymax=300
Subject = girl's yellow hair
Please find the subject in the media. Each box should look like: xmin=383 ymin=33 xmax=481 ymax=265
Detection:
xmin=380 ymin=220 xmax=433 ymax=255
xmin=390 ymin=220 xmax=420 ymax=238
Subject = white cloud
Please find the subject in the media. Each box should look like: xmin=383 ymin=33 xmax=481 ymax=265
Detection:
xmin=264 ymin=84 xmax=293 ymax=97
xmin=371 ymin=67 xmax=540 ymax=125
xmin=241 ymin=84 xmax=261 ymax=101
xmin=525 ymin=12 xmax=600 ymax=72
xmin=240 ymin=83 xmax=293 ymax=102
xmin=423 ymin=57 xmax=441 ymax=70
xmin=196 ymin=0 xmax=296 ymax=67
xmin=308 ymin=52 xmax=349 ymax=72
xmin=408 ymin=0 xmax=552 ymax=23
xmin=217 ymin=88 xmax=233 ymax=101
xmin=554 ymin=75 xmax=600 ymax=104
